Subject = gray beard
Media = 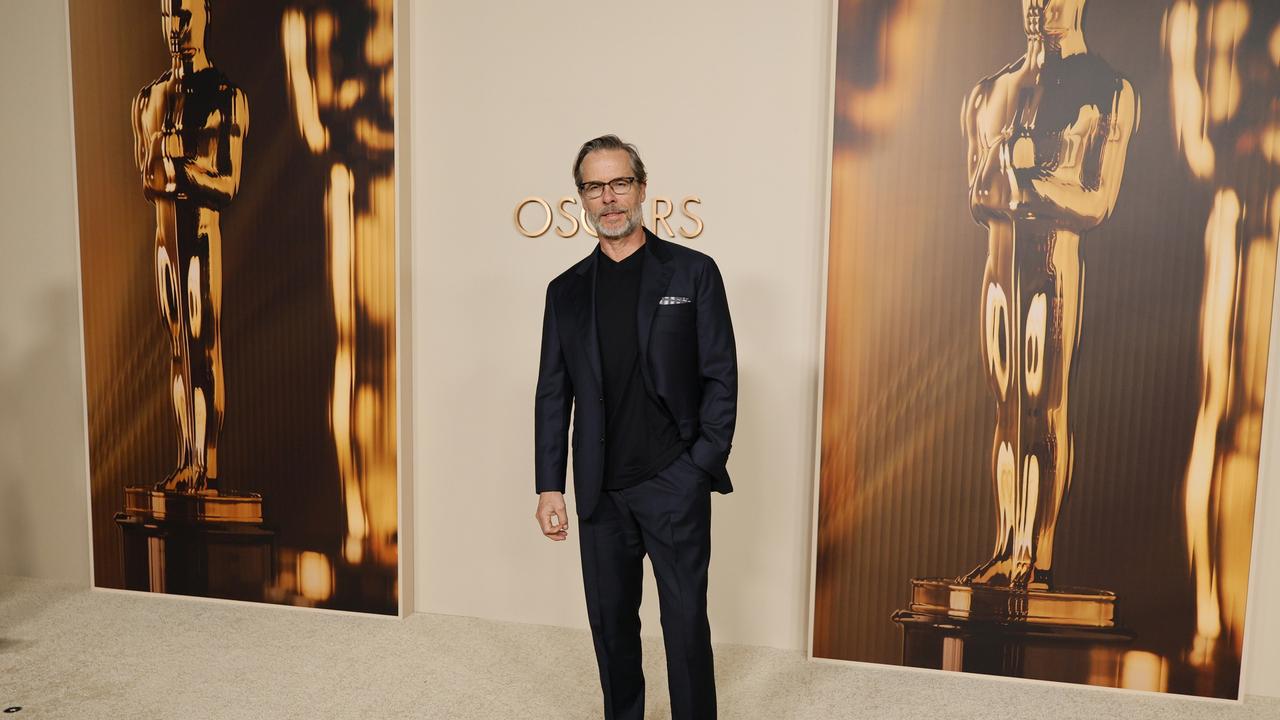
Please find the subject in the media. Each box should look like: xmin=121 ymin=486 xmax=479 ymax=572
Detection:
xmin=593 ymin=206 xmax=643 ymax=240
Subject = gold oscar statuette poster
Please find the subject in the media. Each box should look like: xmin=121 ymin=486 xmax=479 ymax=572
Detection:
xmin=70 ymin=0 xmax=400 ymax=615
xmin=813 ymin=0 xmax=1277 ymax=699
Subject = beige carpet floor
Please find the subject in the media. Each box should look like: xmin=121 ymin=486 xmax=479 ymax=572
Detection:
xmin=1 ymin=576 xmax=1277 ymax=719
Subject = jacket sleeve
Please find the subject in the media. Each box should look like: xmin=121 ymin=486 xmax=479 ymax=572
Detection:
xmin=688 ymin=257 xmax=738 ymax=478
xmin=534 ymin=282 xmax=573 ymax=494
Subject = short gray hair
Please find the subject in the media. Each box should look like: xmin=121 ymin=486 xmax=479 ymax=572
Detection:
xmin=572 ymin=135 xmax=648 ymax=187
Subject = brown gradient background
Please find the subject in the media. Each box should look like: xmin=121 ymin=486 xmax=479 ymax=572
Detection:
xmin=69 ymin=0 xmax=397 ymax=614
xmin=814 ymin=0 xmax=1267 ymax=696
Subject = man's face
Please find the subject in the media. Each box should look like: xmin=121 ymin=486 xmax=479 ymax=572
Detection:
xmin=162 ymin=0 xmax=208 ymax=57
xmin=579 ymin=149 xmax=647 ymax=241
xmin=1022 ymin=0 xmax=1085 ymax=36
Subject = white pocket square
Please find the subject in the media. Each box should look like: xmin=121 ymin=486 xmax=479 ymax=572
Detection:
xmin=659 ymin=296 xmax=692 ymax=305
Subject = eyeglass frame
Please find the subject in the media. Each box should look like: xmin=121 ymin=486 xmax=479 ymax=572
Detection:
xmin=577 ymin=176 xmax=639 ymax=199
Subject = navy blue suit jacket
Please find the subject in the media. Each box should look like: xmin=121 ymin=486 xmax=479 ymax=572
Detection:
xmin=534 ymin=231 xmax=737 ymax=519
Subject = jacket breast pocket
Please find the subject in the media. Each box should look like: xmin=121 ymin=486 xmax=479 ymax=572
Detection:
xmin=650 ymin=302 xmax=700 ymax=403
xmin=653 ymin=303 xmax=695 ymax=334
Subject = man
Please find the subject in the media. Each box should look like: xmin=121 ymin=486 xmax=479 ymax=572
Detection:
xmin=534 ymin=135 xmax=737 ymax=719
xmin=133 ymin=0 xmax=248 ymax=493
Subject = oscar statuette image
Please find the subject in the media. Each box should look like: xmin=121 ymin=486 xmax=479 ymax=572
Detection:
xmin=814 ymin=0 xmax=1274 ymax=698
xmin=112 ymin=0 xmax=275 ymax=603
xmin=70 ymin=0 xmax=400 ymax=614
xmin=891 ymin=0 xmax=1139 ymax=684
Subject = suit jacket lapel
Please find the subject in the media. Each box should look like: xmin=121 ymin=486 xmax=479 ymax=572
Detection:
xmin=570 ymin=251 xmax=603 ymax=393
xmin=637 ymin=234 xmax=675 ymax=371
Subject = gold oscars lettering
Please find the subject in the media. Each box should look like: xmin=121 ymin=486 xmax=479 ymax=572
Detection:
xmin=133 ymin=0 xmax=248 ymax=493
xmin=515 ymin=195 xmax=704 ymax=239
xmin=1165 ymin=0 xmax=1280 ymax=671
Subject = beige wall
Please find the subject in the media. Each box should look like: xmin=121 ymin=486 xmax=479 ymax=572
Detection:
xmin=409 ymin=0 xmax=832 ymax=652
xmin=0 ymin=0 xmax=90 ymax=585
xmin=1248 ymin=308 xmax=1280 ymax=697
xmin=1 ymin=0 xmax=1277 ymax=700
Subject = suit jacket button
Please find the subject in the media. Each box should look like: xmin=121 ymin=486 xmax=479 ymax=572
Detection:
xmin=599 ymin=435 xmax=605 ymax=443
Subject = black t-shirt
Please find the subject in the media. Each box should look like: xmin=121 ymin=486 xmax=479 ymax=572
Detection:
xmin=595 ymin=244 xmax=686 ymax=489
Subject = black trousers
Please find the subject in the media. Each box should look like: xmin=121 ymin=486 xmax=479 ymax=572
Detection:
xmin=578 ymin=452 xmax=716 ymax=720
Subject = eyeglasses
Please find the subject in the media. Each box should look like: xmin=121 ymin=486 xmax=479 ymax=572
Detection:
xmin=578 ymin=176 xmax=637 ymax=199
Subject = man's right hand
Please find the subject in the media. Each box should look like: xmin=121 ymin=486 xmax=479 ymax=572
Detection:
xmin=536 ymin=491 xmax=569 ymax=542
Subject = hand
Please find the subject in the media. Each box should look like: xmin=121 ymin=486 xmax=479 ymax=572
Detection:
xmin=535 ymin=491 xmax=569 ymax=542
xmin=144 ymin=131 xmax=180 ymax=193
xmin=973 ymin=137 xmax=1023 ymax=211
xmin=146 ymin=130 xmax=180 ymax=166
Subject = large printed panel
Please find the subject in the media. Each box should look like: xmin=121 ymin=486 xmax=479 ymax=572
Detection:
xmin=70 ymin=0 xmax=399 ymax=614
xmin=814 ymin=0 xmax=1276 ymax=698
